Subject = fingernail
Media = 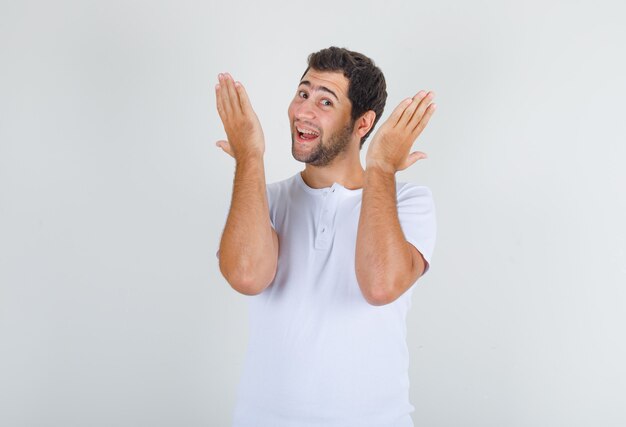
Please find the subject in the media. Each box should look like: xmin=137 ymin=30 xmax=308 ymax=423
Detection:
xmin=215 ymin=83 xmax=220 ymax=90
xmin=418 ymin=91 xmax=426 ymax=97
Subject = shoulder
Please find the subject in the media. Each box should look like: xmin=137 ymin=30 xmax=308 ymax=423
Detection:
xmin=396 ymin=181 xmax=434 ymax=207
xmin=395 ymin=182 xmax=437 ymax=266
xmin=266 ymin=173 xmax=301 ymax=208
xmin=267 ymin=173 xmax=298 ymax=194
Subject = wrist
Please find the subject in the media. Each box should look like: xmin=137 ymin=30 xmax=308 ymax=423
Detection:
xmin=365 ymin=159 xmax=396 ymax=175
xmin=235 ymin=151 xmax=264 ymax=166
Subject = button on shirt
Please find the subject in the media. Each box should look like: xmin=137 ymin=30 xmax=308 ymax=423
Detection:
xmin=230 ymin=172 xmax=436 ymax=427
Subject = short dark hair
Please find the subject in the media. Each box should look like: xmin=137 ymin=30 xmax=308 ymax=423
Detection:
xmin=301 ymin=47 xmax=387 ymax=149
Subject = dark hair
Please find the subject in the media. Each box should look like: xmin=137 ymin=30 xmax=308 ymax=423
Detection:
xmin=301 ymin=47 xmax=387 ymax=149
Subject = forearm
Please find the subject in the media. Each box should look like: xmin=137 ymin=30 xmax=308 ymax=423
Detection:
xmin=219 ymin=155 xmax=276 ymax=293
xmin=355 ymin=166 xmax=413 ymax=303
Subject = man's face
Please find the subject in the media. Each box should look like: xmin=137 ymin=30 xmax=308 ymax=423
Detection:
xmin=288 ymin=69 xmax=356 ymax=167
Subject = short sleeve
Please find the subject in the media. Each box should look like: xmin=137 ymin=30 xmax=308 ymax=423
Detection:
xmin=396 ymin=183 xmax=437 ymax=274
xmin=266 ymin=184 xmax=276 ymax=230
xmin=216 ymin=183 xmax=276 ymax=260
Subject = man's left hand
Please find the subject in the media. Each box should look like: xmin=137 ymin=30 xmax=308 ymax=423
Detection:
xmin=365 ymin=91 xmax=436 ymax=174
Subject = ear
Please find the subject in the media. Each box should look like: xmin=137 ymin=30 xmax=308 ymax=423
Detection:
xmin=354 ymin=110 xmax=376 ymax=139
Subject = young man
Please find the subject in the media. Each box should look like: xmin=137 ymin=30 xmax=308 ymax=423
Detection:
xmin=215 ymin=47 xmax=437 ymax=426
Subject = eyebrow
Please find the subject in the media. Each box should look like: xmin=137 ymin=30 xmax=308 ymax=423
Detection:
xmin=298 ymin=80 xmax=339 ymax=102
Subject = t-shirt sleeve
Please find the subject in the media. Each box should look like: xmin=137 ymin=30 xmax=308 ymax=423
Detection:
xmin=396 ymin=183 xmax=437 ymax=274
xmin=216 ymin=184 xmax=276 ymax=260
xmin=266 ymin=184 xmax=276 ymax=231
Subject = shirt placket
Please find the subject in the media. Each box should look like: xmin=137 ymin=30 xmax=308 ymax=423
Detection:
xmin=314 ymin=186 xmax=338 ymax=250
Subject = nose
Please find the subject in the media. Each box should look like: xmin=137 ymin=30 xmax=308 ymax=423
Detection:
xmin=293 ymin=97 xmax=315 ymax=121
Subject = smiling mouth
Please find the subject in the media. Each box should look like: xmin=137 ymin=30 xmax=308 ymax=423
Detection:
xmin=295 ymin=126 xmax=320 ymax=143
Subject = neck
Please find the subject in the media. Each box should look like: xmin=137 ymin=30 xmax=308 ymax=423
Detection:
xmin=300 ymin=151 xmax=365 ymax=190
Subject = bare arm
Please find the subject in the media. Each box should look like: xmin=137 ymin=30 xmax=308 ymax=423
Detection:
xmin=356 ymin=166 xmax=425 ymax=306
xmin=219 ymin=156 xmax=278 ymax=295
xmin=356 ymin=90 xmax=436 ymax=305
xmin=215 ymin=73 xmax=278 ymax=295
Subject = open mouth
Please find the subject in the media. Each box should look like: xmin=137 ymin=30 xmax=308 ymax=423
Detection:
xmin=296 ymin=126 xmax=320 ymax=143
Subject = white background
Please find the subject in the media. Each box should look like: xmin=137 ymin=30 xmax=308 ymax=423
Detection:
xmin=1 ymin=0 xmax=625 ymax=426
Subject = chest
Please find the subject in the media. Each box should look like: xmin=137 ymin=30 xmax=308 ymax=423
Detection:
xmin=274 ymin=190 xmax=361 ymax=253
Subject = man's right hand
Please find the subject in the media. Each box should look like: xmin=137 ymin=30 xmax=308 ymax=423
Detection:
xmin=215 ymin=73 xmax=265 ymax=160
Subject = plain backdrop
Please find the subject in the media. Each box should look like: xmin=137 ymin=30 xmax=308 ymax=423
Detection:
xmin=1 ymin=0 xmax=625 ymax=426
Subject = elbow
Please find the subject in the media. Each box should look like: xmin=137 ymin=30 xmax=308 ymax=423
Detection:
xmin=221 ymin=269 xmax=273 ymax=296
xmin=357 ymin=266 xmax=416 ymax=306
xmin=356 ymin=274 xmax=399 ymax=306
xmin=362 ymin=285 xmax=396 ymax=306
xmin=219 ymin=259 xmax=276 ymax=296
xmin=363 ymin=294 xmax=390 ymax=307
xmin=356 ymin=253 xmax=418 ymax=306
xmin=229 ymin=276 xmax=271 ymax=296
xmin=356 ymin=261 xmax=396 ymax=306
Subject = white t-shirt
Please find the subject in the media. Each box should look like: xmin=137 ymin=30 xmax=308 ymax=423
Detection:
xmin=229 ymin=172 xmax=436 ymax=427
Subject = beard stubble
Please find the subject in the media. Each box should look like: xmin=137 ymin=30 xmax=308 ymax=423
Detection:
xmin=291 ymin=121 xmax=355 ymax=167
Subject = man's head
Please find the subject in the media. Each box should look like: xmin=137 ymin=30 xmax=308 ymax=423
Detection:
xmin=288 ymin=47 xmax=387 ymax=166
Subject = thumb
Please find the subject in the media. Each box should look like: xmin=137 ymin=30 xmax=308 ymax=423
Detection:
xmin=399 ymin=151 xmax=427 ymax=171
xmin=215 ymin=140 xmax=235 ymax=158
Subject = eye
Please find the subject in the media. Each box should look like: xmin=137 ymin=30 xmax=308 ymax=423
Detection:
xmin=298 ymin=90 xmax=308 ymax=99
xmin=321 ymin=99 xmax=332 ymax=107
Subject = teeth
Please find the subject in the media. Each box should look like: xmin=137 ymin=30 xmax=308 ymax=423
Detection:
xmin=297 ymin=127 xmax=319 ymax=136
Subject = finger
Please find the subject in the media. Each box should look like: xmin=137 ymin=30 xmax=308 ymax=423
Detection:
xmin=215 ymin=140 xmax=235 ymax=158
xmin=215 ymin=82 xmax=227 ymax=120
xmin=387 ymin=98 xmax=413 ymax=127
xmin=408 ymin=91 xmax=435 ymax=128
xmin=399 ymin=151 xmax=428 ymax=171
xmin=398 ymin=91 xmax=426 ymax=128
xmin=235 ymin=81 xmax=253 ymax=113
xmin=216 ymin=74 xmax=231 ymax=118
xmin=412 ymin=102 xmax=437 ymax=136
xmin=409 ymin=150 xmax=428 ymax=162
xmin=223 ymin=73 xmax=240 ymax=113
